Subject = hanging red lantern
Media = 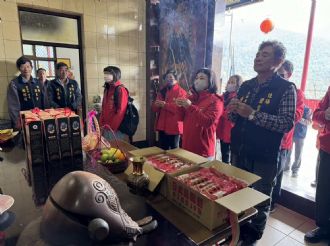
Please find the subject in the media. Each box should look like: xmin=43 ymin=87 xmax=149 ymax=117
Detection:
xmin=260 ymin=18 xmax=274 ymax=34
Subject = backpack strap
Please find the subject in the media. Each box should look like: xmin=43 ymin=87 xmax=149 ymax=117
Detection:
xmin=114 ymin=84 xmax=130 ymax=113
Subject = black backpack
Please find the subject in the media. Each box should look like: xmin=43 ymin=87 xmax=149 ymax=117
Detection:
xmin=113 ymin=85 xmax=139 ymax=138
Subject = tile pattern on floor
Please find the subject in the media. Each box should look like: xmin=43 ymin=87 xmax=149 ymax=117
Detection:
xmin=0 ymin=147 xmax=42 ymax=240
xmin=258 ymin=204 xmax=329 ymax=246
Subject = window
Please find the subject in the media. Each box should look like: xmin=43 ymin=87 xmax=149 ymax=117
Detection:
xmin=19 ymin=11 xmax=79 ymax=45
xmin=22 ymin=44 xmax=56 ymax=79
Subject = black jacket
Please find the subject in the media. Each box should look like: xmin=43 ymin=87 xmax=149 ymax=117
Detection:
xmin=47 ymin=78 xmax=82 ymax=111
xmin=7 ymin=75 xmax=44 ymax=128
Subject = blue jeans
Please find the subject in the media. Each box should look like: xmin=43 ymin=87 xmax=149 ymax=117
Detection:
xmin=158 ymin=131 xmax=180 ymax=150
xmin=291 ymin=137 xmax=305 ymax=174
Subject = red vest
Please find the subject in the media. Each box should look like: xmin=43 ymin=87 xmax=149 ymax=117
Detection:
xmin=216 ymin=92 xmax=237 ymax=143
xmin=100 ymin=81 xmax=128 ymax=131
xmin=152 ymin=84 xmax=187 ymax=135
xmin=313 ymin=87 xmax=330 ymax=154
xmin=280 ymin=89 xmax=305 ymax=150
xmin=181 ymin=91 xmax=223 ymax=157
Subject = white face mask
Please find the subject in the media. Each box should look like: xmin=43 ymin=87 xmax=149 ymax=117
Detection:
xmin=226 ymin=84 xmax=237 ymax=92
xmin=194 ymin=79 xmax=208 ymax=92
xmin=166 ymin=79 xmax=175 ymax=86
xmin=104 ymin=74 xmax=114 ymax=83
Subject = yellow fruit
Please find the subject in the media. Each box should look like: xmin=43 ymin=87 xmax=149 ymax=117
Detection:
xmin=105 ymin=148 xmax=117 ymax=157
xmin=117 ymin=152 xmax=126 ymax=161
xmin=113 ymin=150 xmax=124 ymax=160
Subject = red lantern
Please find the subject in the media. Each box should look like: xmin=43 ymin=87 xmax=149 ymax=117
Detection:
xmin=260 ymin=18 xmax=274 ymax=34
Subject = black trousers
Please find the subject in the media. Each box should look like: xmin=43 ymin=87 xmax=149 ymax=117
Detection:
xmin=220 ymin=140 xmax=231 ymax=163
xmin=272 ymin=149 xmax=289 ymax=204
xmin=158 ymin=131 xmax=180 ymax=150
xmin=232 ymin=153 xmax=277 ymax=240
xmin=315 ymin=149 xmax=330 ymax=230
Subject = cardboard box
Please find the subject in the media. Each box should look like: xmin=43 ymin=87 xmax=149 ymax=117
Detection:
xmin=167 ymin=161 xmax=269 ymax=230
xmin=56 ymin=116 xmax=73 ymax=174
xmin=126 ymin=147 xmax=208 ymax=196
xmin=69 ymin=115 xmax=83 ymax=171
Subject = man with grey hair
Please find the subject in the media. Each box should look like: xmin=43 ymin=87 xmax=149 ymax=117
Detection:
xmin=228 ymin=40 xmax=297 ymax=245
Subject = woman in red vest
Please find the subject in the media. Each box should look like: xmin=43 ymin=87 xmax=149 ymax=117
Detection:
xmin=216 ymin=75 xmax=243 ymax=163
xmin=99 ymin=66 xmax=128 ymax=141
xmin=176 ymin=68 xmax=223 ymax=159
xmin=152 ymin=69 xmax=187 ymax=149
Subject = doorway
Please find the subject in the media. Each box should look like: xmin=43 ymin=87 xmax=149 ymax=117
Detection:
xmin=18 ymin=7 xmax=86 ymax=119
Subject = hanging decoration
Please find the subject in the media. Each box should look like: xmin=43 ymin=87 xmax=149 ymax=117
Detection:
xmin=260 ymin=18 xmax=274 ymax=34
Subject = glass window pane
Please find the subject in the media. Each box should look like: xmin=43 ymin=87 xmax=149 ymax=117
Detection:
xmin=35 ymin=45 xmax=54 ymax=58
xmin=19 ymin=11 xmax=79 ymax=45
xmin=23 ymin=44 xmax=33 ymax=56
xmin=31 ymin=60 xmax=36 ymax=78
xmin=36 ymin=60 xmax=55 ymax=77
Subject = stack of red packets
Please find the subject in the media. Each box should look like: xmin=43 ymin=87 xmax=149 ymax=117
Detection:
xmin=146 ymin=154 xmax=194 ymax=173
xmin=176 ymin=168 xmax=247 ymax=200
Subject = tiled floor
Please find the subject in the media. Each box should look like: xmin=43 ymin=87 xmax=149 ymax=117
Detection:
xmin=0 ymin=146 xmax=42 ymax=240
xmin=281 ymin=127 xmax=319 ymax=201
xmin=259 ymin=204 xmax=328 ymax=246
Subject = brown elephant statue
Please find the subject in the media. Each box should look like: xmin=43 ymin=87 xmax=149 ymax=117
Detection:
xmin=40 ymin=171 xmax=157 ymax=245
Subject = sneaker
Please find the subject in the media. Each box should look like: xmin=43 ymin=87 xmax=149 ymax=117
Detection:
xmin=292 ymin=172 xmax=298 ymax=178
xmin=304 ymin=227 xmax=330 ymax=243
xmin=311 ymin=181 xmax=317 ymax=187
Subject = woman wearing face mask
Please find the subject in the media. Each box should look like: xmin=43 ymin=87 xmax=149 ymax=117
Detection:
xmin=152 ymin=69 xmax=187 ymax=150
xmin=176 ymin=68 xmax=223 ymax=159
xmin=216 ymin=75 xmax=243 ymax=163
xmin=99 ymin=66 xmax=129 ymax=140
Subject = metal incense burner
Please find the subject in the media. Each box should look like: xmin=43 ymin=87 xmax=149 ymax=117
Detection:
xmin=127 ymin=156 xmax=149 ymax=191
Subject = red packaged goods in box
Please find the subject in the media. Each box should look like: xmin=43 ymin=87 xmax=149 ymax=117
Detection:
xmin=176 ymin=167 xmax=247 ymax=200
xmin=167 ymin=161 xmax=269 ymax=230
xmin=146 ymin=153 xmax=194 ymax=173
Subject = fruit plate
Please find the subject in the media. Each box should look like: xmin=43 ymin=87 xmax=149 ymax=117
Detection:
xmin=101 ymin=160 xmax=128 ymax=174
